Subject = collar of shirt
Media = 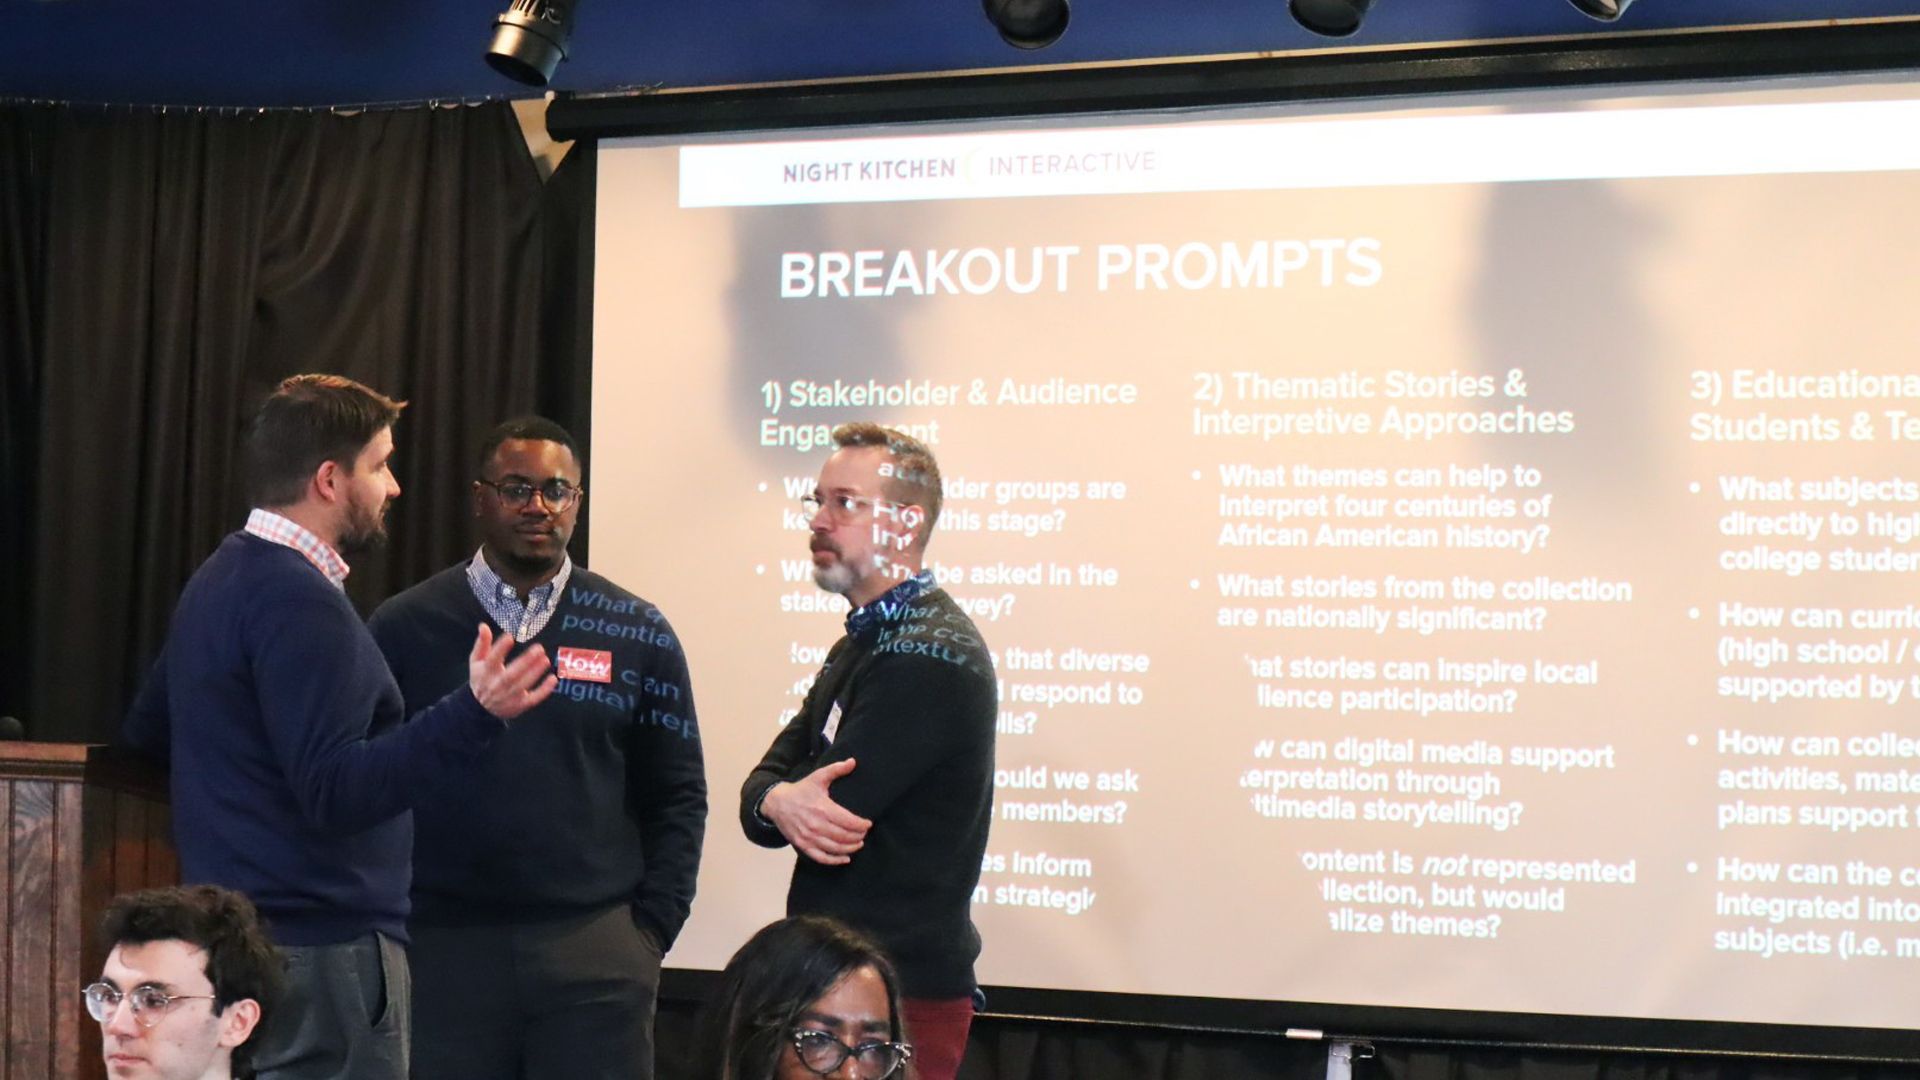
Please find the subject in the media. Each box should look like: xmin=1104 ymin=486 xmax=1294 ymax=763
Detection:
xmin=244 ymin=508 xmax=350 ymax=589
xmin=844 ymin=569 xmax=936 ymax=639
xmin=466 ymin=548 xmax=574 ymax=642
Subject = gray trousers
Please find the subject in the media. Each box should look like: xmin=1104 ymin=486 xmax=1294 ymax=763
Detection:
xmin=409 ymin=902 xmax=662 ymax=1080
xmin=253 ymin=932 xmax=411 ymax=1080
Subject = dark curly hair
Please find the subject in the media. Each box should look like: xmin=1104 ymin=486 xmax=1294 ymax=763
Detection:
xmin=689 ymin=915 xmax=906 ymax=1080
xmin=101 ymin=885 xmax=285 ymax=1077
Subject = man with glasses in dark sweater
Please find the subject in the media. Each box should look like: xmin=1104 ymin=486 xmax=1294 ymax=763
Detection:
xmin=370 ymin=417 xmax=706 ymax=1080
xmin=741 ymin=422 xmax=997 ymax=1080
xmin=126 ymin=375 xmax=558 ymax=1080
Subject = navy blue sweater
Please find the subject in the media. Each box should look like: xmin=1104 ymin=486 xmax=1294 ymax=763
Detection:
xmin=125 ymin=533 xmax=503 ymax=946
xmin=369 ymin=564 xmax=706 ymax=948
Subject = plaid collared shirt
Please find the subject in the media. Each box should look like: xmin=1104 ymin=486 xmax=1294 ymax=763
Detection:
xmin=466 ymin=548 xmax=573 ymax=641
xmin=244 ymin=508 xmax=350 ymax=589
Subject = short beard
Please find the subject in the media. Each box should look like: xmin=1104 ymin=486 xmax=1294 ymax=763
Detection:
xmin=812 ymin=562 xmax=857 ymax=596
xmin=337 ymin=502 xmax=389 ymax=558
xmin=496 ymin=546 xmax=562 ymax=579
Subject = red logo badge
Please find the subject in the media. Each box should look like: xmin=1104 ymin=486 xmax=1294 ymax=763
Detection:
xmin=556 ymin=647 xmax=614 ymax=684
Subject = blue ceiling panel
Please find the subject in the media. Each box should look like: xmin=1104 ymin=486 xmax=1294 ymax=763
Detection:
xmin=3 ymin=0 xmax=1920 ymax=109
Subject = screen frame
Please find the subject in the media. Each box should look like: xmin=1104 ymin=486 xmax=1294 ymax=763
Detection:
xmin=657 ymin=973 xmax=1920 ymax=1063
xmin=563 ymin=19 xmax=1920 ymax=1062
xmin=548 ymin=21 xmax=1920 ymax=140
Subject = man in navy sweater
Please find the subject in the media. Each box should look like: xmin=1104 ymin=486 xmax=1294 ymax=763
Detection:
xmin=126 ymin=374 xmax=558 ymax=1080
xmin=369 ymin=417 xmax=706 ymax=1080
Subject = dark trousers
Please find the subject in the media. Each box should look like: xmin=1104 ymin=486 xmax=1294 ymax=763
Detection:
xmin=410 ymin=903 xmax=663 ymax=1080
xmin=254 ymin=932 xmax=411 ymax=1080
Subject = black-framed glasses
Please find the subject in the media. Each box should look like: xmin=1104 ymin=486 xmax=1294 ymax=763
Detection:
xmin=83 ymin=982 xmax=217 ymax=1028
xmin=477 ymin=477 xmax=582 ymax=511
xmin=800 ymin=491 xmax=893 ymax=523
xmin=788 ymin=1028 xmax=913 ymax=1079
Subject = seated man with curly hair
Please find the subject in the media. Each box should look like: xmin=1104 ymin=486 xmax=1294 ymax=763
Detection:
xmin=85 ymin=885 xmax=285 ymax=1080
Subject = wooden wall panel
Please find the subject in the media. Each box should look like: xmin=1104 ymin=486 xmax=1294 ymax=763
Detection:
xmin=55 ymin=782 xmax=85 ymax=1079
xmin=1 ymin=746 xmax=173 ymax=1080
xmin=0 ymin=779 xmax=12 ymax=1080
xmin=110 ymin=789 xmax=146 ymax=894
xmin=149 ymin=803 xmax=178 ymax=885
xmin=8 ymin=779 xmax=56 ymax=1080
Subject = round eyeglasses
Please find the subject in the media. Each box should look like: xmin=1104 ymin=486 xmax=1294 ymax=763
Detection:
xmin=476 ymin=477 xmax=582 ymax=511
xmin=788 ymin=1028 xmax=913 ymax=1079
xmin=83 ymin=982 xmax=217 ymax=1028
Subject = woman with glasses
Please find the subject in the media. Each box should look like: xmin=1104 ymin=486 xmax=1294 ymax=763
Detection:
xmin=691 ymin=916 xmax=914 ymax=1080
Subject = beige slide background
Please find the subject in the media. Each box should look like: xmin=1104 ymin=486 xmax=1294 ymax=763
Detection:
xmin=591 ymin=81 xmax=1920 ymax=1030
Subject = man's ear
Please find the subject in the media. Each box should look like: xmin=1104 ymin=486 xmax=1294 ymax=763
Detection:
xmin=900 ymin=504 xmax=930 ymax=552
xmin=216 ymin=998 xmax=262 ymax=1049
xmin=311 ymin=458 xmax=343 ymax=507
xmin=471 ymin=480 xmax=488 ymax=518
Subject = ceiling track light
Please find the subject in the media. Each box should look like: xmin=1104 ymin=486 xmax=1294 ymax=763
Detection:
xmin=486 ymin=0 xmax=582 ymax=87
xmin=984 ymin=0 xmax=1070 ymax=50
xmin=1289 ymin=0 xmax=1374 ymax=38
xmin=1567 ymin=0 xmax=1635 ymax=20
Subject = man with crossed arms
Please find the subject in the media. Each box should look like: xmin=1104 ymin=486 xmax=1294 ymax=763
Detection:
xmin=742 ymin=422 xmax=997 ymax=1080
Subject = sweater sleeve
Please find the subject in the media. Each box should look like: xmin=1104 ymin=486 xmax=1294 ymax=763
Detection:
xmin=366 ymin=597 xmax=411 ymax=686
xmin=739 ymin=637 xmax=859 ymax=848
xmin=626 ymin=619 xmax=707 ymax=951
xmin=805 ymin=652 xmax=996 ymax=823
xmin=739 ymin=708 xmax=813 ymax=849
xmin=123 ymin=650 xmax=172 ymax=762
xmin=250 ymin=582 xmax=503 ymax=837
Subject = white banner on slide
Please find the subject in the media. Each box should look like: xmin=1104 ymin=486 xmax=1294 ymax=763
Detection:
xmin=678 ymin=98 xmax=1920 ymax=207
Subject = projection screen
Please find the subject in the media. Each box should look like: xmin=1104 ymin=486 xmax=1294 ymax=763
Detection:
xmin=588 ymin=75 xmax=1920 ymax=1055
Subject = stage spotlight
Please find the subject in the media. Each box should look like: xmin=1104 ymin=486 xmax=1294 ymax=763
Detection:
xmin=984 ymin=0 xmax=1070 ymax=49
xmin=486 ymin=0 xmax=582 ymax=87
xmin=1289 ymin=0 xmax=1373 ymax=37
xmin=1567 ymin=0 xmax=1634 ymax=19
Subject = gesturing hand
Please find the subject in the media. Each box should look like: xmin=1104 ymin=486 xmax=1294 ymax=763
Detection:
xmin=762 ymin=759 xmax=872 ymax=866
xmin=467 ymin=624 xmax=557 ymax=721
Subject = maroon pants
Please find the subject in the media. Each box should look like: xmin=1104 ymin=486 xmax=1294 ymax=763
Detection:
xmin=900 ymin=996 xmax=975 ymax=1080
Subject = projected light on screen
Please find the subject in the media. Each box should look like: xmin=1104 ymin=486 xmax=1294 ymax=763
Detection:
xmin=588 ymin=80 xmax=1920 ymax=1055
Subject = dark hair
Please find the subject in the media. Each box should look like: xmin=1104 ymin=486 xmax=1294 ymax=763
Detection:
xmin=831 ymin=422 xmax=942 ymax=539
xmin=245 ymin=374 xmax=406 ymax=508
xmin=689 ymin=916 xmax=906 ymax=1080
xmin=101 ymin=885 xmax=285 ymax=1076
xmin=476 ymin=415 xmax=583 ymax=476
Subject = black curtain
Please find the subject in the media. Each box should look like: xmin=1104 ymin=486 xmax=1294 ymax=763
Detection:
xmin=654 ymin=1000 xmax=1917 ymax=1080
xmin=652 ymin=1001 xmax=1332 ymax=1080
xmin=1373 ymin=1045 xmax=1919 ymax=1080
xmin=0 ymin=107 xmax=49 ymax=728
xmin=0 ymin=101 xmax=584 ymax=743
xmin=955 ymin=1019 xmax=1329 ymax=1079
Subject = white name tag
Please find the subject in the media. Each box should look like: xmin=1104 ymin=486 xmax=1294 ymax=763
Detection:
xmin=822 ymin=701 xmax=843 ymax=745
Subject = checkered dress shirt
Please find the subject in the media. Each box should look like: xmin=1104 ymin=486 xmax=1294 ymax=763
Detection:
xmin=465 ymin=549 xmax=573 ymax=641
xmin=244 ymin=508 xmax=350 ymax=589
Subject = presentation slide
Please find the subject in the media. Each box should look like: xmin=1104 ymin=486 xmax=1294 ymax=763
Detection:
xmin=590 ymin=80 xmax=1920 ymax=1040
